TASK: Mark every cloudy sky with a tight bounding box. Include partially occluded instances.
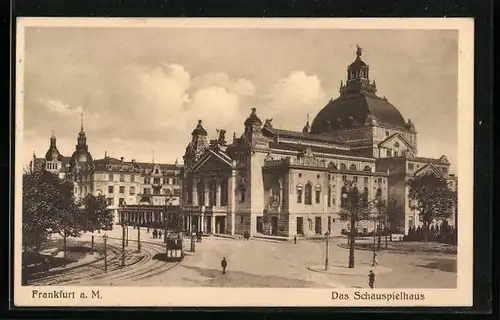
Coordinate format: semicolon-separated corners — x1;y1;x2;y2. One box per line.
20;25;458;171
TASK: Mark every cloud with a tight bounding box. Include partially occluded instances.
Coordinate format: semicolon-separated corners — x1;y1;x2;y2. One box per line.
260;71;328;130
43;99;83;116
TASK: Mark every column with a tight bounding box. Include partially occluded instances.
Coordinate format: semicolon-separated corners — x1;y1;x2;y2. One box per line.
204;178;209;207
201;214;205;234
230;171;236;235
216;181;221;207
192;178;198;206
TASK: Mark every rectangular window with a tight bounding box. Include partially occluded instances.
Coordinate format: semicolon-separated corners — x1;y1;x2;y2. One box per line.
119;186;125;194
315;190;321;204
107;198;114;206
342;175;347;182
153;188;160;195
145;177;150;184
364;177;368;184
154;178;161;185
108;186;114;194
130;175;135;182
408;163;414;170
353;176;358;183
120;174;125;182
297;190;303;203
143;188;151;195
130;186;135;195
108;174;113;181
174;189;181;196
386;149;392;157
332;197;336;205
84;186;88;194
119;198;125;206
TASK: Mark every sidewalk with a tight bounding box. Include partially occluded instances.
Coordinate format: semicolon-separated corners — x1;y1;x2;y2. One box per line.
81;226;181;246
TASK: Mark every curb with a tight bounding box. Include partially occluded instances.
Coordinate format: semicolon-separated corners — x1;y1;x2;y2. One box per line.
336;243;457;255
308;264;393;276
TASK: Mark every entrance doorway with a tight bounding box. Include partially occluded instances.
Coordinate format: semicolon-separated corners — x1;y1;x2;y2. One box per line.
296;217;304;235
315;217;322;235
256;217;264;234
205;216;212;234
271;217;278;236
215;216;225;234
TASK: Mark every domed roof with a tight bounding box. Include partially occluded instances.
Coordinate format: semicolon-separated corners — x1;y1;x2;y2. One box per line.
244;107;262;127
310;94;407;133
45;135;64;161
191;120;207;136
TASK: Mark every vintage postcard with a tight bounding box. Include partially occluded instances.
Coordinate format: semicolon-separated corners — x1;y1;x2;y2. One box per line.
14;18;474;307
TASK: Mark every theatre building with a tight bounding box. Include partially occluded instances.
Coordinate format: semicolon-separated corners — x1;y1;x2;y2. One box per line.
181;46;456;238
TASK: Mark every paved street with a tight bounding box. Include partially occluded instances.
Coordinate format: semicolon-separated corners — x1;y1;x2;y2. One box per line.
132;235;457;289
32;226;456;289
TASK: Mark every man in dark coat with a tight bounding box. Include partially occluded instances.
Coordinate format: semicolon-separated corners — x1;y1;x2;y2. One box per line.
368;270;375;289
221;257;228;274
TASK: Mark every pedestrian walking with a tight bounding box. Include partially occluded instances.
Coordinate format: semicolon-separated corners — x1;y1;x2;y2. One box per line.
43;257;50;274
221;257;228;274
158;230;163;239
372;251;379;266
368;270;375;289
153;229;157;239
294;235;297;244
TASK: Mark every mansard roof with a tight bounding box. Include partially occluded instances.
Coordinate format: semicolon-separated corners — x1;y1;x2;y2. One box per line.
262;126;346;145
268;142;364;158
93;157;182;174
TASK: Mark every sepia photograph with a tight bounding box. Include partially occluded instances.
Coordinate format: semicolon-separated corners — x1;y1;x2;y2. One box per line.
14;18;474;307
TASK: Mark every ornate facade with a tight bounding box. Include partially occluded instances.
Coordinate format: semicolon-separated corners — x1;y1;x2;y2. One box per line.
30;119;183;225
181;46;457;238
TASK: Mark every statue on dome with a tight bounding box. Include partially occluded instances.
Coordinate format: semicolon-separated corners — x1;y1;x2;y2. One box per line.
356;45;362;57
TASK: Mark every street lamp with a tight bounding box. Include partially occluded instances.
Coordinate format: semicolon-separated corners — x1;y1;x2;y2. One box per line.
341;180;358;269
324;230;330;271
137;222;141;253
120;202;126;267
103;233;108;272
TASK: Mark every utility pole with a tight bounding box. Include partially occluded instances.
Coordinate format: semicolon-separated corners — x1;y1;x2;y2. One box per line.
324;231;330;271
103;234;108;272
137;224;141;253
121;222;125;267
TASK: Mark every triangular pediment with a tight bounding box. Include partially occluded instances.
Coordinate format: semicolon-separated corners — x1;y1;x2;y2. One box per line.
414;163;443;178
378;133;416;152
191;149;234;172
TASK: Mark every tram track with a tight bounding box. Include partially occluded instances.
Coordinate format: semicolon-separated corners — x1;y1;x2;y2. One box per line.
29;237;183;286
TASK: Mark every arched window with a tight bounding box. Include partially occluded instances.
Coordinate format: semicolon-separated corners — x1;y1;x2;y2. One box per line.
340;163;347;170
349;164;357;171
187;180;193;204
341;186;348;207
304;183;312;205
363;187;369;207
208;180;217;206
327;186;332;207
220;179;228;206
315;185;321;204
363;165;372;172
328;162;337;169
376;188;382;198
197;180;205;206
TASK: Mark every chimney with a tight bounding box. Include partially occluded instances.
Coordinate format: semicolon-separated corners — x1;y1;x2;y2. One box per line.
121;157;124;163
105;151;108;158
131;159;136;163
